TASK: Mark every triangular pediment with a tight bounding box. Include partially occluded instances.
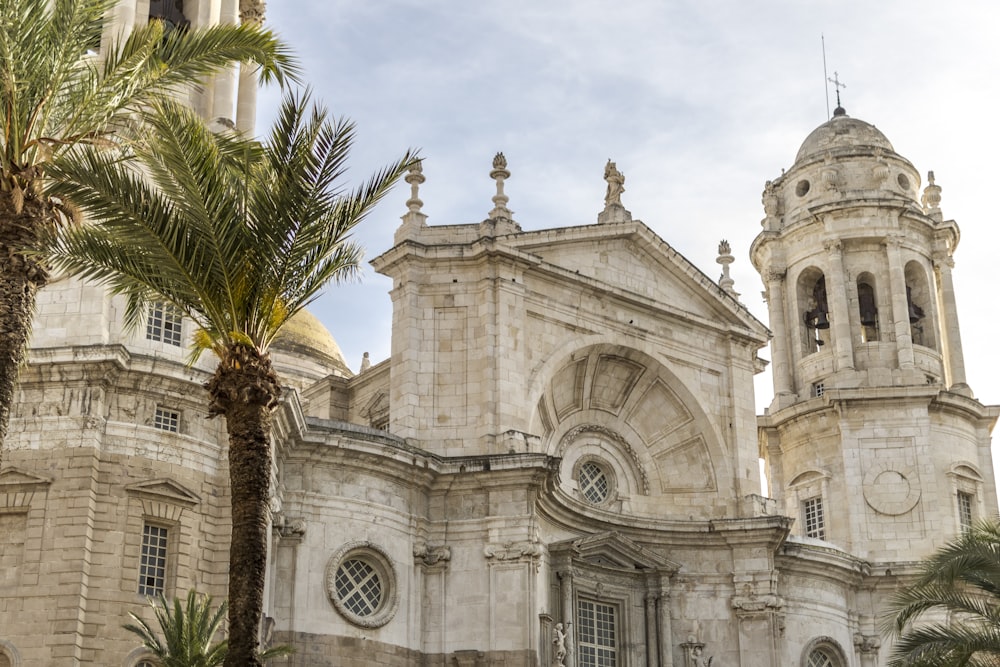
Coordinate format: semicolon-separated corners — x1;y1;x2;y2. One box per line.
0;467;53;488
125;478;200;506
550;531;680;573
512;221;767;338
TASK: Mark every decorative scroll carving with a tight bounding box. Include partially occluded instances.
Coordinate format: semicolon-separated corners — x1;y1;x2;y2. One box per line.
484;541;542;563
413;543;451;568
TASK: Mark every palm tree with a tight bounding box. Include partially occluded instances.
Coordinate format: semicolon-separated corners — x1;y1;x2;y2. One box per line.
0;0;296;458
43;92;412;667
125;590;292;667
881;519;1000;666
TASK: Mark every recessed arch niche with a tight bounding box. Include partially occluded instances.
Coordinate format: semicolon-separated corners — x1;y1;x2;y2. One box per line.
531;344;732;519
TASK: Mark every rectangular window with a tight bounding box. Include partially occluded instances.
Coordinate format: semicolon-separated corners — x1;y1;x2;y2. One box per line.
958;492;974;531
803;496;826;540
146;302;183;346
812;382;825;398
138;523;169;596
577;599;617;667
153;407;180;433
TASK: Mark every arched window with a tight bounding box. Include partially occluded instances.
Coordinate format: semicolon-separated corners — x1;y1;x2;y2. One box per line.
798;269;830;354
856;274;879;342
801;637;847;667
905;261;936;349
148;0;188;31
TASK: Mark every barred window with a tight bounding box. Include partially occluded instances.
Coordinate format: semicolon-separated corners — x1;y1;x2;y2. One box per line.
335;558;383;617
958;492;974;531
138;523;169;596
812;382;825;398
579;462;610;504
146;302;183;346
803;496;825;540
326;542;399;628
577;599;617;667
807;649;836;667
153;407;180;433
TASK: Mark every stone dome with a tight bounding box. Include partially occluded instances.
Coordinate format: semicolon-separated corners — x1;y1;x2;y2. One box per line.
795;108;894;163
272;308;352;377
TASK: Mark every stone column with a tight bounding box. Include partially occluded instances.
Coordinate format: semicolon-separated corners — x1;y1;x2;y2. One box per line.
558;570;575;667
884;238;915;369
236;0;265;134
657;588;673;667
210;0;240;126
824;241;855;371
934;253;969;390
645;595;659;667
763;268;793;399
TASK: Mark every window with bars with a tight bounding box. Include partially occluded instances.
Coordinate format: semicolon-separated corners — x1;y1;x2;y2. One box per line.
146;302;183;346
958;491;974;531
138;523;169;596
335;558;383;618
803;496;825;540
153;407;180;433
812;382;825;398
577;599;617;667
579;461;610;504
806;648;837;667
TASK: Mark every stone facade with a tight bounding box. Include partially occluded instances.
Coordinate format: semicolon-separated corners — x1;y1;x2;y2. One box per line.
1;8;997;667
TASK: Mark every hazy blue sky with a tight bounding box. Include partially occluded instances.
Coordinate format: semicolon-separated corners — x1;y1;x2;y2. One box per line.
257;1;1000;412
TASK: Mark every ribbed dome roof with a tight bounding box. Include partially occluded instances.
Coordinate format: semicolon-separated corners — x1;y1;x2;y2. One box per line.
272;308;349;372
795;109;894;163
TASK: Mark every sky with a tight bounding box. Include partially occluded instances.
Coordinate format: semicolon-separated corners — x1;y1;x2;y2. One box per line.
256;0;1000;415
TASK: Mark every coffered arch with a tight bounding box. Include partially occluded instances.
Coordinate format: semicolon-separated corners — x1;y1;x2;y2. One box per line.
531;343;735;519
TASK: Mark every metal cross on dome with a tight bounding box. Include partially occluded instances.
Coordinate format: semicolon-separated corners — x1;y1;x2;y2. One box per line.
828;71;846;108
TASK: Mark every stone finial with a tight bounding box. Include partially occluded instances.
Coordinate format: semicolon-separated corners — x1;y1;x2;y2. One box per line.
598;159;633;224
239;0;265;25
717;239;738;298
395;159;428;244
405;160;425;214
921;170;942;218
488;152;513;221
360;351;371;373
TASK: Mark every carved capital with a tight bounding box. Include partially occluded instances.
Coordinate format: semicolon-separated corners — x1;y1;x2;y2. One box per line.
239;0;266;24
414;543;452;568
274;514;305;539
854;633;881;654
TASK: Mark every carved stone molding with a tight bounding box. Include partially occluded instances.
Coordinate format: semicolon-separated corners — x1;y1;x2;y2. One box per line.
274;514;305;539
484;541;542;563
854;633;881;654
414;543;452;568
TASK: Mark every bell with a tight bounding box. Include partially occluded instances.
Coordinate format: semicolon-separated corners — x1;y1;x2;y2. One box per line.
908;302;924;324
860;309;878;327
813;310;830;330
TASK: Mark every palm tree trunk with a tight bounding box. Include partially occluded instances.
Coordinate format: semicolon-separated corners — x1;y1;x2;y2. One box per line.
0;194;51;458
207;344;281;667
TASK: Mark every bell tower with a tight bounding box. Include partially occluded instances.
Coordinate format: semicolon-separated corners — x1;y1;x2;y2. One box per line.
752;106;998;563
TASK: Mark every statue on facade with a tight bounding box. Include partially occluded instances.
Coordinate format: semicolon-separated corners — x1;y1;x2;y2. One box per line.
552;622;569;667
604;160;625;207
692;645;714;667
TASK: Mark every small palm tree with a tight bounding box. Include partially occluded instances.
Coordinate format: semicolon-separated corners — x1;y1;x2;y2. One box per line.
125;591;291;667
43;92;412;667
881;519;1000;666
0;0;296;458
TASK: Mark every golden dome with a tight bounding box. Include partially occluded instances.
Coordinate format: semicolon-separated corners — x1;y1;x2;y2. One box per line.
272;309;352;377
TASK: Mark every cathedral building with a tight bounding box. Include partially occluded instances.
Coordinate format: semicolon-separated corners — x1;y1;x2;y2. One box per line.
0;4;997;667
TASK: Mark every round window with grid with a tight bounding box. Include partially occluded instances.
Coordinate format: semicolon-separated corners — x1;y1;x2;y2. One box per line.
579;461;611;504
326;542;399;627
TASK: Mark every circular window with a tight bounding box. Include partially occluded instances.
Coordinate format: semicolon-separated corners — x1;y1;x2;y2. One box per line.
578;461;611;504
897;173;910;191
326;542;399;627
795;180;811;197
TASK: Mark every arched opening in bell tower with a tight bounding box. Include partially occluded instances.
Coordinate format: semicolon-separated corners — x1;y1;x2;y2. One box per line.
905;261;935;350
798;269;830;354
856;273;880;343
